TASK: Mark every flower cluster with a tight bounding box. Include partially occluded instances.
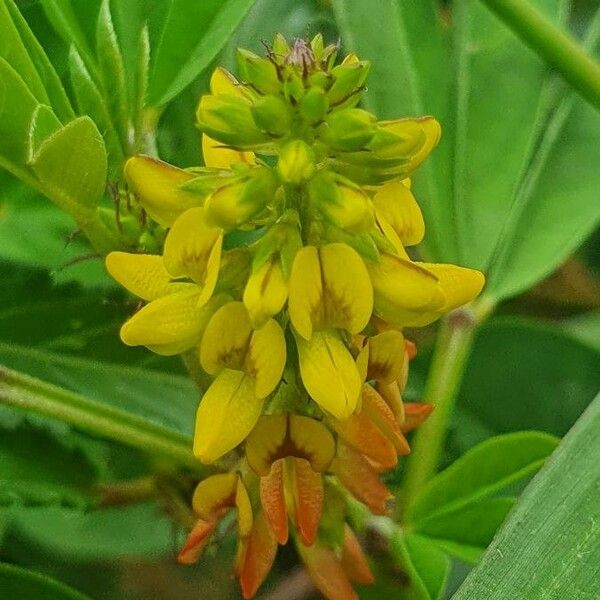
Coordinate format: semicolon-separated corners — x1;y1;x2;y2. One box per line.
106;35;484;599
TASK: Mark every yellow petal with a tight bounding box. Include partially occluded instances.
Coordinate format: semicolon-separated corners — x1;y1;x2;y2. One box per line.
246;319;286;398
192;472;237;519
200;301;252;374
202;133;255;169
124;155;201;227
105;252;184;301
417;263;485;312
288;246;322;340
210;66;248;99
120;288;222;355
194;369;264;463
296;330;362;419
369;254;443;327
373;180;425;246
163;207;223;298
319;243;373;334
235;477;254;538
288;244;373;340
375;211;410;259
246;415;335;476
243;259;288;328
367;330;405;384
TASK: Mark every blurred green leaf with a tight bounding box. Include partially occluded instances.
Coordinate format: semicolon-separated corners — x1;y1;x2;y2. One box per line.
406;431;558;525
0;562;91;600
0;420;100;509
561;311;600;352
414;497;515;565
0;341;195;436
2;0;73;121
148;0;256;106
449;317;600;453
453;392;600;600
29;116;107;209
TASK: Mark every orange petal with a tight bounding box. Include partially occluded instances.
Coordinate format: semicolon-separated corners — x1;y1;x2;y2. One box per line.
332;444;392;515
405;339;417;360
363;385;410;456
329;400;398;470
297;539;358;600
177;518;217;564
401;403;434;433
341;525;374;585
260;459;289;544
288;458;323;546
238;511;278;600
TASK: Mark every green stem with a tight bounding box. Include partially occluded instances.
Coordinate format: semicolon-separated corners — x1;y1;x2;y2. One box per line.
0;364;200;471
401;309;480;513
480;0;600;112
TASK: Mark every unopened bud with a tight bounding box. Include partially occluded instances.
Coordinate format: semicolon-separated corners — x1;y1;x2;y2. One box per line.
309;172;374;233
327;61;370;108
251;95;293;136
277;140;315;184
237;48;281;95
197;95;269;147
205;167;278;229
299;86;329;124
319;108;376;151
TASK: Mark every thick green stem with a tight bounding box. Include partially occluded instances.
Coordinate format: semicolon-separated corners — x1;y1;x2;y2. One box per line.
401;310;478;513
0;364;200;471
480;0;600;112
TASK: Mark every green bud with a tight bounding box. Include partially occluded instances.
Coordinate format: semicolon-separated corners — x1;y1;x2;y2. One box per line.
283;71;305;103
299;86;329;124
179;168;236;195
323;223;380;262
307;70;330;89
277;140;315;184
205;167;278;229
251;95;293;136
327;61;370;107
319;108;377;151
309;172;375;234
272;33;290;58
310;33;325;61
237;48;281;95
197;94;269;147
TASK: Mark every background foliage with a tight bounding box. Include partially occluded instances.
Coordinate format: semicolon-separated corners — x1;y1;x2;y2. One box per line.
0;0;598;598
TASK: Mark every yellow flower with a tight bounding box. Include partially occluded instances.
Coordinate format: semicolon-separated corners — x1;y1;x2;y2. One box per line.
194;302;286;463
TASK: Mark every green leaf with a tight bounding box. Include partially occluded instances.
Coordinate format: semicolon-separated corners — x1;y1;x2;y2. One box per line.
95;0;129;147
29;116;107;209
0;0;50;105
0;562;91;600
148;0;256;106
68;46;124;173
3;0;74;121
453;392;600;600
0;341;195;439
385;527;450;600
406;431;558;525
450;317;600;452
0;419;100;508
414;497;515;565
0;57;41;167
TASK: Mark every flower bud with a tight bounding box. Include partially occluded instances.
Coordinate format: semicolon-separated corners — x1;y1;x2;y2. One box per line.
327;61;370;107
237;48;281;95
309;172;374;234
272;33;290;57
196;95;269;147
251;95;293;136
283;71;305;103
319;108;377;151
299;86;329;124
277;140;315;184
205;167;278;229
